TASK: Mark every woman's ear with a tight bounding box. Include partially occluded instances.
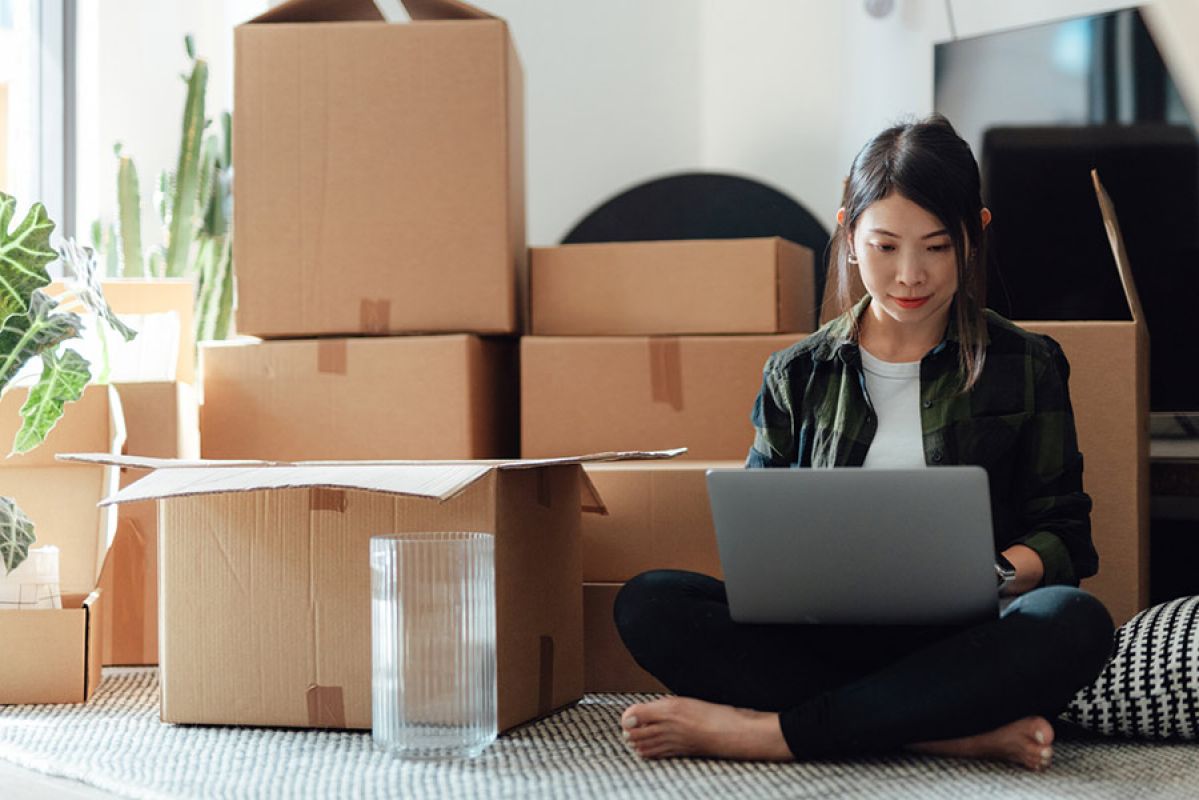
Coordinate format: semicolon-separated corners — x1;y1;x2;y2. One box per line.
981;207;992;230
836;207;847;227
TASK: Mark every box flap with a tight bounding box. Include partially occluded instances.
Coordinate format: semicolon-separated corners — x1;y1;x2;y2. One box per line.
58;449;684;507
1091;170;1145;325
249;0;492;24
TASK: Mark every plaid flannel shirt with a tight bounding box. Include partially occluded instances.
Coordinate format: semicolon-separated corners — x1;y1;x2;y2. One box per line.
747;296;1097;587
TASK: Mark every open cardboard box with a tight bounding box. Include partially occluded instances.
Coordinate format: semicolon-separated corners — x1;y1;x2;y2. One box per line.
61;448;682;731
0;385;125;704
530;238;815;336
819;173;1148;626
234;0;526;337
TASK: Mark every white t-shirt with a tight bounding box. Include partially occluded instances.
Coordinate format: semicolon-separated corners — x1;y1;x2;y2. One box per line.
860;346;926;469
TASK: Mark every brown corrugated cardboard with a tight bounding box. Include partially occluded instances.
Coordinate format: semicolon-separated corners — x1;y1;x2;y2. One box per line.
46;279;196;384
530;238;815;336
818;173;1148;626
234;0;525;337
584;583;667;694
522;335;801;460
63;449;680;730
200;335;517;461
0;385;123;704
582;461;741;582
97;381;200;665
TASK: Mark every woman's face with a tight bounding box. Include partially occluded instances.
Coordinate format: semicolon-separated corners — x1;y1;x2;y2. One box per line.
844;192;959;332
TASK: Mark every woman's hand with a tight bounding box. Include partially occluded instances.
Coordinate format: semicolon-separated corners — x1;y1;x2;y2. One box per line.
1000;544;1045;596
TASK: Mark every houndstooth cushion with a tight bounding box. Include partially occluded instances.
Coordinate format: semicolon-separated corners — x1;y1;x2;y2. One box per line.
1062;596;1199;738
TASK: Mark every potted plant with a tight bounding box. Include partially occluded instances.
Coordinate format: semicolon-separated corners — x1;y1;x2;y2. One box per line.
0;192;135;575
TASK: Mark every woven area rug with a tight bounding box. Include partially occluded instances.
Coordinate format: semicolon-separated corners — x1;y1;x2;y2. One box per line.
0;669;1196;799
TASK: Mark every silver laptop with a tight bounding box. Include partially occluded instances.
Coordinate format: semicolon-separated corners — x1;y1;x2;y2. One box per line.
706;467;999;625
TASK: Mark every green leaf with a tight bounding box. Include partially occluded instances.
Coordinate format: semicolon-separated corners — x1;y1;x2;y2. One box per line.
12;347;91;455
0;291;83;390
0;193;56;327
0;496;36;575
58;239;138;342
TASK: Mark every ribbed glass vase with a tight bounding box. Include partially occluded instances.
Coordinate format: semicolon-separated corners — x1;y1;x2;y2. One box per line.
370;532;497;759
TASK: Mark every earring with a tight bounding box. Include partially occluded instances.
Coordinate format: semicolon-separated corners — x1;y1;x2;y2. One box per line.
847;252;859;264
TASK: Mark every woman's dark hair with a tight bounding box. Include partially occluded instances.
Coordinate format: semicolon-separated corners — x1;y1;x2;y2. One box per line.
827;113;989;391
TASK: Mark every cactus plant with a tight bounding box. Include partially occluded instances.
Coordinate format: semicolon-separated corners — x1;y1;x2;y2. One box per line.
97;34;234;342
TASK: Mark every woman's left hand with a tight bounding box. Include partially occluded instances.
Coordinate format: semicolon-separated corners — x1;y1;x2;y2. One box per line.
1000;544;1045;596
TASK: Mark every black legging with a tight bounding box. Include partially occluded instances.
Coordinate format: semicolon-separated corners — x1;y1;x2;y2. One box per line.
614;570;1114;759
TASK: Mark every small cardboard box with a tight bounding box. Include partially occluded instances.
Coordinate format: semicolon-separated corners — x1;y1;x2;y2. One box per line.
584;583;667;694
521;335;800;459
819;174;1148;626
200;335;518;461
582;461;740;582
234;0;525;337
530;238;815;336
46;278;196;384
0;385;124;704
63;450;679;730
97;381;200;665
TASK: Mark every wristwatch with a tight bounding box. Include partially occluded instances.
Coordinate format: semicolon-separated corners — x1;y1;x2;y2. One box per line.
995;553;1017;591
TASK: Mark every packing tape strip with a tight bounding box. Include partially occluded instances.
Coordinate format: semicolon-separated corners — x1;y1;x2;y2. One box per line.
648;338;684;411
360;299;392;334
317;340;348;375
538;635;555;716
309;488;347;513
306;684;347;729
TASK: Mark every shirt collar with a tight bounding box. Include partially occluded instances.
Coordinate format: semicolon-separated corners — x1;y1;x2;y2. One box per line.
814;294;977;363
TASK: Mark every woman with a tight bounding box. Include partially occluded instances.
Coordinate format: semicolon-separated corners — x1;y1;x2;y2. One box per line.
613;114;1114;771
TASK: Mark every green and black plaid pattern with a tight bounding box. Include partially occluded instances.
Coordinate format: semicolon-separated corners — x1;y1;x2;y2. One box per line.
748;298;1096;587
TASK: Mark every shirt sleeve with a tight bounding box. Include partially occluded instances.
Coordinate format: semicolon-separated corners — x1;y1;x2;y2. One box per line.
1012;336;1097;586
746;355;796;468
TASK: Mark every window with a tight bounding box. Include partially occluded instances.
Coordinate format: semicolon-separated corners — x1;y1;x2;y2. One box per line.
0;0;72;239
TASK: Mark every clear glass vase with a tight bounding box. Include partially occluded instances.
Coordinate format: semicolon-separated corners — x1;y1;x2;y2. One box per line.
370;532;497;759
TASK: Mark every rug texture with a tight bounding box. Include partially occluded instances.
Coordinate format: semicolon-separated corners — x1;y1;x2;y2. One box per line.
0;669;1196;799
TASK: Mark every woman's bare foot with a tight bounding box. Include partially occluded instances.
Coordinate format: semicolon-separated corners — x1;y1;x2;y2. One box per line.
619;696;792;761
909;716;1056;772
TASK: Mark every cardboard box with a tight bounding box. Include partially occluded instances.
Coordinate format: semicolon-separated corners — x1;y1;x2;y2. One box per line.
200;334;518;461
522;335;800;459
582;461;740;582
96;381;200;665
46;279;196;384
819;174;1148;626
0;385;124;704
64;450;677;731
584;583;667;694
234;0;525;337
530;238;815;336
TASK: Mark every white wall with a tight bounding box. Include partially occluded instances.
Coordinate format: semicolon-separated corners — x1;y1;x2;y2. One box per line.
81;0;1196;251
77;0;265;247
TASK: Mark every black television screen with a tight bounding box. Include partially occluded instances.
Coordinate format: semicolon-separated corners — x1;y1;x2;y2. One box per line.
935;8;1199;412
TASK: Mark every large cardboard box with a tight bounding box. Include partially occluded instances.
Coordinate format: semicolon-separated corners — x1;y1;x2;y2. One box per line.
200;334;517;461
234;0;525;337
97;381;200;665
65;450;677;730
530;238;815;336
582;461;739;582
584;583;667;694
0;385;123;704
522;335;800;460
818;174;1148;626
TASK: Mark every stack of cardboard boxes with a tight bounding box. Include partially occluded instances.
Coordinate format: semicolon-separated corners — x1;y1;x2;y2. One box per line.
200;0;525;462
523;237;817;691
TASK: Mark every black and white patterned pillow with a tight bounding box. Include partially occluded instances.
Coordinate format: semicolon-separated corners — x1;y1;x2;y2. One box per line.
1062;596;1199;738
